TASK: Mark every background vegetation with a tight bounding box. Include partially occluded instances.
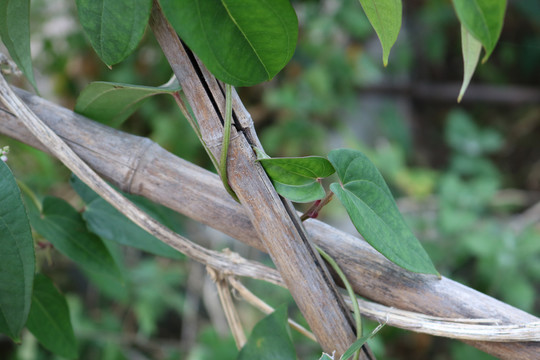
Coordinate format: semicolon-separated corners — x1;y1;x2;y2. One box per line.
1;0;539;359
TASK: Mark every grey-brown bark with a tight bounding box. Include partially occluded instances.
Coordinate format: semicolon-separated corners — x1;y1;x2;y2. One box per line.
1;86;539;359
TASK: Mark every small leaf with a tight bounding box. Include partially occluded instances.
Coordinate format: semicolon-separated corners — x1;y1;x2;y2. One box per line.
0;0;37;89
75;80;181;127
457;25;482;103
75;0;152;66
238;305;296;360
256;150;335;203
328;149;438;275
70;176;183;259
26;196;121;278
319;353;334;360
341;323;384;360
0;161;35;341
357;0;402;66
452;0;507;62
161;0;298;86
26;274;77;359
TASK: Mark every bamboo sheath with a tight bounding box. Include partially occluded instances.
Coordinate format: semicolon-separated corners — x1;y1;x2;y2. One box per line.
1;84;539;359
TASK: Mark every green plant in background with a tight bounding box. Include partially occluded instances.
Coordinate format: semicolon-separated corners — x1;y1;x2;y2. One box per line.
3;0;537;359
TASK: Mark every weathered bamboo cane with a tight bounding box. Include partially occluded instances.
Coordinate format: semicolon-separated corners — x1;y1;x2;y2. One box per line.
1;84;539;359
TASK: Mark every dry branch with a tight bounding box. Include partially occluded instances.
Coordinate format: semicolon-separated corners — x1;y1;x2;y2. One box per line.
148;2;363;357
2;85;539;359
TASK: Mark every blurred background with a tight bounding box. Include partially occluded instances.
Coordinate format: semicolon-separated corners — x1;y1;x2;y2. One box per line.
1;0;539;359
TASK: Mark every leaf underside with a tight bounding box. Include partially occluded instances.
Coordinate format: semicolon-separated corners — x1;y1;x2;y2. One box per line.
75;80;181;127
358;0;402;66
452;0;507;62
458;25;482;103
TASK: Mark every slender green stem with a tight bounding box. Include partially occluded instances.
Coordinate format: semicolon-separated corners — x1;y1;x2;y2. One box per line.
220;84;239;201
316;245;363;360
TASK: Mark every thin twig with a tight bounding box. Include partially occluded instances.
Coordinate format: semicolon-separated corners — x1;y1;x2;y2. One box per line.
228;277;317;342
207;267;246;349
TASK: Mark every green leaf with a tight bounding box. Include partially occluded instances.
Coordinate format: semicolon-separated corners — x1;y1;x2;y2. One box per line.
237;305;296;360
26;274;77;359
75;80;181;128
341;323;384;360
452;0;507;62
319;354;334;360
357;0;402;66
70;176;183;259
161;0;298;86
457;25;482;103
0;0;37;89
75;0;152;66
0;161;35;341
256;149;335;203
26;196;121;279
328;149;438;275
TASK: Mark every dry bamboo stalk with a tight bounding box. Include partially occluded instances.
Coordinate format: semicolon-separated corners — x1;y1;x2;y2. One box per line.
207;267;247;349
148;2;367;357
1;86;539;358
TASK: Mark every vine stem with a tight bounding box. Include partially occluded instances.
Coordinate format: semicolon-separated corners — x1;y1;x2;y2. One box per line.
219;83;238;201
316;245;363;360
300;190;334;221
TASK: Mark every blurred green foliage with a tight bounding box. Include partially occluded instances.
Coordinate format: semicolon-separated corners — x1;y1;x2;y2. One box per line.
1;0;539;359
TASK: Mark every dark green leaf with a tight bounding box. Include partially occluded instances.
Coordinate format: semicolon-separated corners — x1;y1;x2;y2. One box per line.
75;80;181;128
161;0;298;86
75;0;152;66
358;0;402;66
70;176;183;259
328;149;438;275
256;149;335;203
0;0;37;89
237;305;295;360
458;25;482;103
26;274;77;359
27;196;121;278
0;161;35;341
452;0;507;62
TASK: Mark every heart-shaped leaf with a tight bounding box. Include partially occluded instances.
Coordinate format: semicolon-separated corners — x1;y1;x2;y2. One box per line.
26;274;77;359
358;0;402;66
452;0;507;62
75;0;152;66
161;0;298;86
457;25;482;103
256;149;335;203
75;79;181;127
0;0;37;90
328;149;438;275
0;161;35;341
238;305;296;360
26;196;121;279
